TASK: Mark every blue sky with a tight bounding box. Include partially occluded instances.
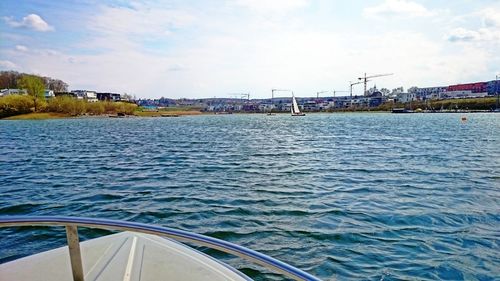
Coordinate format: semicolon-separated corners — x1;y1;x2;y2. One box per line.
1;0;499;98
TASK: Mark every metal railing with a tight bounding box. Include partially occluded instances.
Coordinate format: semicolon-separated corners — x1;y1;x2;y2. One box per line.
0;216;321;281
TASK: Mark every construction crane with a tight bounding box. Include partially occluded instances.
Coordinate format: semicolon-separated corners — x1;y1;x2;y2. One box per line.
349;81;364;108
350;81;364;99
316;91;329;99
358;73;393;96
270;89;292;114
228;92;250;101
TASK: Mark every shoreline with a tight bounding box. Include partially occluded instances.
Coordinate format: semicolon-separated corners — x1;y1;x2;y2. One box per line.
2;110;498;120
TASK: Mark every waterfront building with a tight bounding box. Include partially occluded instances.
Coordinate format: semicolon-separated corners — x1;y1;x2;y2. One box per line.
44;89;55;99
303;100;318;111
97;92;121;102
0;88;27;96
72;90;98;102
409;86;447;100
258;102;275;112
447;82;487;93
350;96;370;107
54;91;75;98
367;92;384;107
242;103;258;112
441;91;488;99
396;92;417;103
486;80;500;95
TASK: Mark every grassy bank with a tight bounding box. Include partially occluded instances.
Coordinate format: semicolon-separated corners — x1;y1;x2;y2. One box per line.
134;106;203;117
376;97;498;111
4;112;71;120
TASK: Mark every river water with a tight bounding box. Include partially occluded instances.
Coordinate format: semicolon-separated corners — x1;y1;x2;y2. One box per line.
0;113;499;280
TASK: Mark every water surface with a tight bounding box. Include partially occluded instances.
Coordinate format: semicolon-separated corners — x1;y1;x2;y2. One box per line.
1;113;499;280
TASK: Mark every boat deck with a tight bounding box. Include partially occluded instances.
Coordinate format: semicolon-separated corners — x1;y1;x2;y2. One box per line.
0;231;250;281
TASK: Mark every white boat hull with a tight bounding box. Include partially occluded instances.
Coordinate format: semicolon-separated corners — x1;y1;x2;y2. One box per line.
0;231;251;281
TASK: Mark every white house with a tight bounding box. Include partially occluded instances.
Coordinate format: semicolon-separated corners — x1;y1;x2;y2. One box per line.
44;89;55;99
86;91;98;102
0;89;27;96
71;90;98;102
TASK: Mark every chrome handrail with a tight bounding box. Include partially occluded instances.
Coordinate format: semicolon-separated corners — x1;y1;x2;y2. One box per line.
0;216;321;281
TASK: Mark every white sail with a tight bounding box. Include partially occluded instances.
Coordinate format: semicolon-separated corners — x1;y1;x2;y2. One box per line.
292;96;301;114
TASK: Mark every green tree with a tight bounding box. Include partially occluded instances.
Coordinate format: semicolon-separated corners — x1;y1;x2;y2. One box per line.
18;75;45;112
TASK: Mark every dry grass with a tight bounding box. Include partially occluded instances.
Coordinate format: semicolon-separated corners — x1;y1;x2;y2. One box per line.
3;112;70;120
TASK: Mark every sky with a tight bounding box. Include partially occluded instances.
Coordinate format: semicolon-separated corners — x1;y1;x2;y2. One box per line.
0;0;499;99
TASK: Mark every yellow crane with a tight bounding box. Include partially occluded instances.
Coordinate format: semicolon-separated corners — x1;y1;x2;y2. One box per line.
358;73;393;96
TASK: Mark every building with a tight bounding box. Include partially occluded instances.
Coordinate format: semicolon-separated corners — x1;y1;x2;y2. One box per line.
367;92;384;107
55;92;76;98
302;100;318;111
72;90;98;102
44;89;55;99
350;95;370;107
86;91;98;102
409;86;447;100
0;88;27;96
258;102;275;112
96;93;122;101
396;92;416;103
447;82;487;93
487;80;500;95
442;82;488;99
441;91;488;99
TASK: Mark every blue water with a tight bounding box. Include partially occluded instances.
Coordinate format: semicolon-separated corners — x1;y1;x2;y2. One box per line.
0;113;499;280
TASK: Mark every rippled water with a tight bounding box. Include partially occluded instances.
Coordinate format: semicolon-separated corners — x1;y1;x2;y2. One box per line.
1;113;499;280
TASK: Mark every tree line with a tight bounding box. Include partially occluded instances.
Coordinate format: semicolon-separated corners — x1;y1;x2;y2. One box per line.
0;70;68;92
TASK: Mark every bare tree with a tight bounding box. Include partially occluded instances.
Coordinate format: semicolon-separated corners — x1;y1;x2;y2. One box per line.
0;71;68;92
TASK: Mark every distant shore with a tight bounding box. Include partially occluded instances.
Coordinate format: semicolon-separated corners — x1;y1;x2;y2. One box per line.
4;110;500;120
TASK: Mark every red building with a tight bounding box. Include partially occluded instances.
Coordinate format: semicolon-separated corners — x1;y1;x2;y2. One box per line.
447;82;487;93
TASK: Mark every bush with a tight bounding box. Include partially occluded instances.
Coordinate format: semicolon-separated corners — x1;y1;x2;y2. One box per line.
116;102;137;115
1;95;138;118
86;102;105;115
0;94;34;118
102;101;137;115
46;96;86;116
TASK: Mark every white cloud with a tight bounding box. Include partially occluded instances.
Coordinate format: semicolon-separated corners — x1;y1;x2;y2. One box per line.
0;60;17;69
167;64;187;72
15;45;28;52
447;7;500;43
448;27;500;42
482;8;500;27
88;5;194;40
4;14;54;32
363;0;432;19
447;27;481;42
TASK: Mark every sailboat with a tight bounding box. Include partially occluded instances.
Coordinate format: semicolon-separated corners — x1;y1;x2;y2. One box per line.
291;94;305;116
